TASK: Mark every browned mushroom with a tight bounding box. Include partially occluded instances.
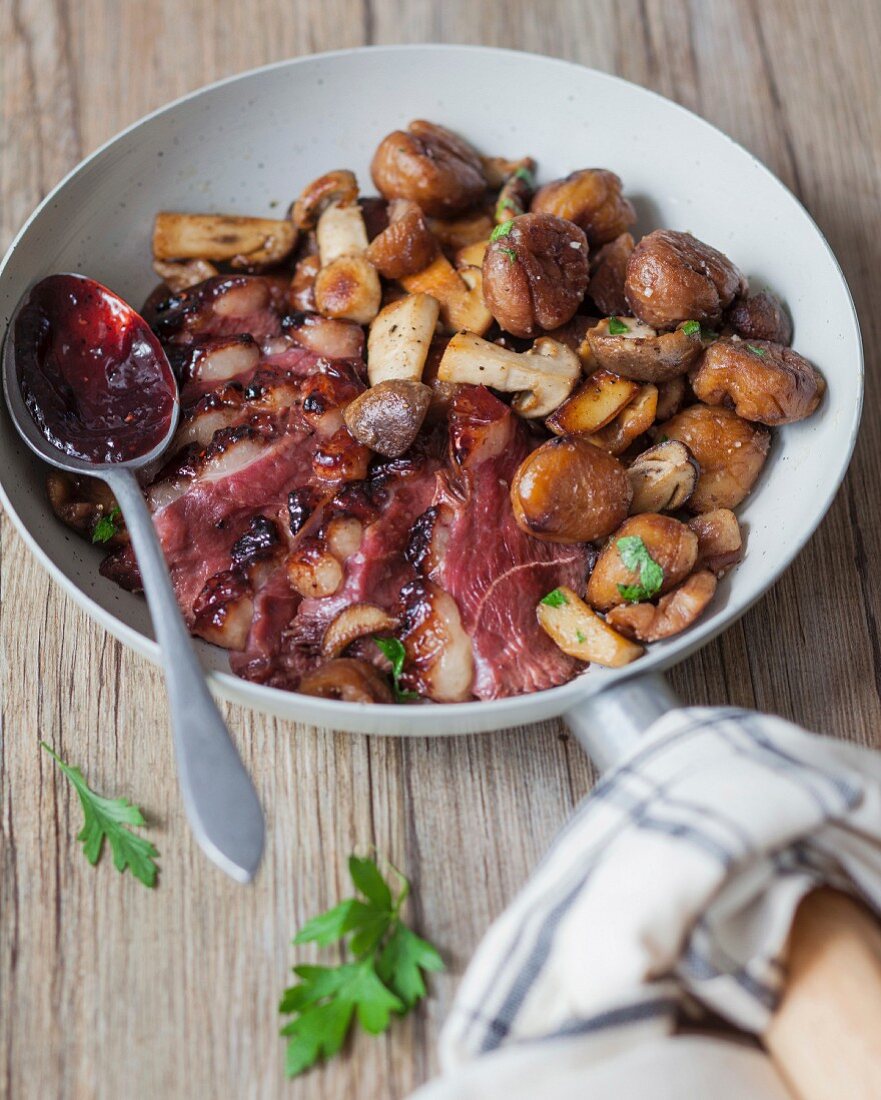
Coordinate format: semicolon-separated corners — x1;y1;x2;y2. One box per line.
606;570;717;641
153;258;219;293
546;370;638;436
427;212;495;251
655;376;689;421
625;229;747;330
531;169;635;246
343;380;433;457
370;120;487;217
288;254;320;312
536;586;644;667
688;509;744;574
587;317;704;382
46;471;126;544
292;169;360;230
586;513;699;611
587;232;635;316
727;290;792;345
481;213;589;337
586;384;658;455
298;658;394;703
627;440;699;513
511;435;632;543
321;604;400;658
658;404;770;512
152;212;297;270
691;338;825;425
366;199;439;279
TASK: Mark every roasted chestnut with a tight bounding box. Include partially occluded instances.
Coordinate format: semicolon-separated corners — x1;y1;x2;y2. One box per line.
531;169;635;246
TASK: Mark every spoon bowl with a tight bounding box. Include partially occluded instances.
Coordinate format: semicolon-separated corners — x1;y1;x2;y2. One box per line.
3;274;265;884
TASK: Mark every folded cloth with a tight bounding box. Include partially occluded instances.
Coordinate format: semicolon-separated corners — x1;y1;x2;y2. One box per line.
412;707;881;1099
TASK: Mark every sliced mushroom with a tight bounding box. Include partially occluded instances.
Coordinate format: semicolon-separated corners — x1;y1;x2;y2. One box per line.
511;435;632;543
399;253;492;335
293;169;359;231
546;370;638;436
313;199;381;324
288;254;320;312
606;570;717;642
586;317;704;382
153;258;219;293
493;157;536;223
586;513;698;611
536;586;644;667
531;169;635;246
321;604;400;658
455;238;491;269
481;213;589;338
691;338;825;425
343;380;432;457
367;294;440;386
659;404;770;512
437;331;581;419
366;199;438;279
627;440;699;513
586;384;658;455
152;212;297;268
298;658;394;703
688;509;744;575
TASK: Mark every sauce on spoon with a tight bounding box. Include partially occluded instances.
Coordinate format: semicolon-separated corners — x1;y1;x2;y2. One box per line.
14;273;176;463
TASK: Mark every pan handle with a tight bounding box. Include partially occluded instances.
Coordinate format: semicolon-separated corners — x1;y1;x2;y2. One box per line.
564;672;679;773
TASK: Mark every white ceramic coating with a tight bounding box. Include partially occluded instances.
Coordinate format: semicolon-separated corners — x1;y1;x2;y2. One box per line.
0;46;863;736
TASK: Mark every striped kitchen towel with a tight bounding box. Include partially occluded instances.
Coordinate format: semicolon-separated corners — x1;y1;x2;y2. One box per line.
412;708;881;1099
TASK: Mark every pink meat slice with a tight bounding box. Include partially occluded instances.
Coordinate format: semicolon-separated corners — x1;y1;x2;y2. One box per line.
428;387;587;699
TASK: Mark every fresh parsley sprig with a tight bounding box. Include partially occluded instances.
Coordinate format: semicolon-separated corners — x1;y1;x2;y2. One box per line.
616;535;664;603
40;742;159;887
607;316;630;335
92;505;121;544
280;856;443;1078
374;636;418;703
490;220;515;241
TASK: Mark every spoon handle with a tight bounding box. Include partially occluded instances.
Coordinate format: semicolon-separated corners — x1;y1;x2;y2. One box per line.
107;468;265;883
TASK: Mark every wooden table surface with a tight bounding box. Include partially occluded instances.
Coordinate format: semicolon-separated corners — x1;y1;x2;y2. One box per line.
2;1;880;1096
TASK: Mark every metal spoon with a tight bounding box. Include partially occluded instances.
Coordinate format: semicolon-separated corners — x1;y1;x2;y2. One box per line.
2;275;265;883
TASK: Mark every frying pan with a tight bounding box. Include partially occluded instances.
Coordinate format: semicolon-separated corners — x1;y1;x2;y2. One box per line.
0;46;863;741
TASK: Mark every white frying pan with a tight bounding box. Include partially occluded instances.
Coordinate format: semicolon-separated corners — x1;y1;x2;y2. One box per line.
0;47;863;741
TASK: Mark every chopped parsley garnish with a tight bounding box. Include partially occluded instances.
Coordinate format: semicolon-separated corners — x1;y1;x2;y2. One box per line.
747;344;767;358
92;506;121;544
501;247;518;263
541;588;569;608
681;320;701;337
513;165;535;186
280;856;443;1078
374;637;418;703
40;742;158;887
616;535;664;603
607;317;630;335
576;630;587;644
490;220;515;241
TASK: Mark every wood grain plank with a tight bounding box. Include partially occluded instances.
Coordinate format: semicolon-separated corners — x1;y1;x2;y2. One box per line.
2;1;880;1097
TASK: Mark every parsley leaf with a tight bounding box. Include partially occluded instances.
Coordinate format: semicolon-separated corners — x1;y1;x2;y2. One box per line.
576;630;587;644
373;636;418;703
91;506;121;544
681;320;701;337
40;742;158;887
607;317;630;335
541;588;569;608
490;220;515;241
501;247;518;263
280;857;443;1078
747;344;767;358
513;164;535;186
616;535;664;603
